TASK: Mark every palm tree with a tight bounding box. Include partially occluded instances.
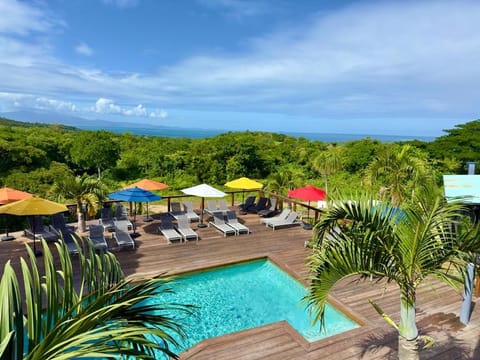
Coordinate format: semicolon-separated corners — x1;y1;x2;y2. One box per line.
313;145;343;195
267;168;300;209
50;173;106;232
0;239;192;359
364;144;432;206
305;195;479;360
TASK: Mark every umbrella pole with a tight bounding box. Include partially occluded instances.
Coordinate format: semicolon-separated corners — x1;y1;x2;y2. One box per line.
198;197;207;228
31;216;42;256
132;202;139;237
303;201;313;230
144;202;153;222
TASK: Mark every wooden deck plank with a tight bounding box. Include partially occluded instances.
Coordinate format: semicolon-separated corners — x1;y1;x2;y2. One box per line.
1;209;479;359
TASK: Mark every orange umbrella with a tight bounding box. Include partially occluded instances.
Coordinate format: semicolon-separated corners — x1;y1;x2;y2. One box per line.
124;179;169;191
123;179;168;222
0;187;33;205
0;187;33;241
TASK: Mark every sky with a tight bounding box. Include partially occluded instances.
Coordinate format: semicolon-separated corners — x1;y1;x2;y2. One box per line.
0;0;479;136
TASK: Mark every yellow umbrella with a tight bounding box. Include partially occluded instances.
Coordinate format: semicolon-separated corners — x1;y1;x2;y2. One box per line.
225;177;263;190
0;197;68;256
225;177;263;209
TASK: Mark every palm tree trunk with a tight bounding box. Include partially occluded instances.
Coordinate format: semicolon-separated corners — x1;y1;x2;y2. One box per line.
77;211;86;233
398;335;419;360
398;296;419;359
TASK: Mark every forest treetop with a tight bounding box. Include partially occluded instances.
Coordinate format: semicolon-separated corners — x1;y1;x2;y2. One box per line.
0;117;479;201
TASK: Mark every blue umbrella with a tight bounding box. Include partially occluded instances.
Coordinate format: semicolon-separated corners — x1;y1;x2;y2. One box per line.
108;187;161;236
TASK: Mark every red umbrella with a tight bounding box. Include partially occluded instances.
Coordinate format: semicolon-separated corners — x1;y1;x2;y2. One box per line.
288;185;326;202
288;185;326;228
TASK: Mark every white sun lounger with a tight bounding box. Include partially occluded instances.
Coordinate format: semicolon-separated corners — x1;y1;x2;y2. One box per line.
266;211;302;231
182;201;200;222
159;218;183;243
175;215;199;243
260;208;291;225
112;222;135;249
226;211;250;235
209;213;236;237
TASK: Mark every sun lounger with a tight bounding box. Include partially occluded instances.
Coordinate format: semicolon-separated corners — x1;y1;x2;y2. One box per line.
51;213;75;232
112;222;135;249
239;195;256;213
99;208;116;232
258;198;278;217
158;218;183;243
204;200;219;216
226;211;250;235
169;202;186;219
25;216;59;242
261;208;291;225
248;197;268;213
182;201;200;222
88;224;108;252
209;213;236;237
115;204;133;230
175;215;199;243
217;199;229;213
58;229;80;254
266;211;302;231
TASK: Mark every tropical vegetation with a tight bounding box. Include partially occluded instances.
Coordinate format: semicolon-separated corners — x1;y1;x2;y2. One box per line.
0;238;192;359
305;194;480;359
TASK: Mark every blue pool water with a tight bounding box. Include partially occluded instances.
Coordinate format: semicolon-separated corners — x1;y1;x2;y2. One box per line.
151;259;359;354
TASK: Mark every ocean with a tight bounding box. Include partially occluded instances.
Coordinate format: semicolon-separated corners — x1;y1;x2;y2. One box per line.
76;125;436;143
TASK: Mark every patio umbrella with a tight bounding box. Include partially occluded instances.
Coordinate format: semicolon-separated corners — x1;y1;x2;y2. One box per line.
181;183;227;228
124;179;169;222
0;187;33;240
108;187;161;237
225;177;263;205
0;197;68;256
288;185;326;229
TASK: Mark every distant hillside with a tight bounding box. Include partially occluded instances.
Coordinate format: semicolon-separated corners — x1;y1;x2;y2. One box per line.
0;116;77;131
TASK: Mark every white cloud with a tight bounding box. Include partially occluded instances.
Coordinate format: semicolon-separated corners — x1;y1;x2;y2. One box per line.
0;92;77;112
0;0;60;35
75;42;93;56
93;98;167;118
0;0;479;133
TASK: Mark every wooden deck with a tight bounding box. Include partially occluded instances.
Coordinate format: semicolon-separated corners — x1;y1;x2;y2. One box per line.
2;210;480;359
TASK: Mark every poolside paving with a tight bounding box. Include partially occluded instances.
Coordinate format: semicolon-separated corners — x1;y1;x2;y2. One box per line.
1;209;479;359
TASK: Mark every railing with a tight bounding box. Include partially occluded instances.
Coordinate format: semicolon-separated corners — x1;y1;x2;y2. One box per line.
72;189;326;224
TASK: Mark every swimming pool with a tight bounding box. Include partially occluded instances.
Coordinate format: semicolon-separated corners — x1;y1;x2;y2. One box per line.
151;259;359;354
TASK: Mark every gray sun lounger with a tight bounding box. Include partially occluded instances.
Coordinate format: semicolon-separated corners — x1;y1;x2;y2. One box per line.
175;215;199;243
88;224;108;252
209;213;236;237
115;204;133;230
182;201;200;222
260;208;291;225
226;211;250;235
266;211;302;231
25;216;59;242
112;222;135;249
99;208;116;232
159;218;183;243
169;202;186;219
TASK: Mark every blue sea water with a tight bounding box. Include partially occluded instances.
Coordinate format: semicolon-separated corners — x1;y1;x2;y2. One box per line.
150;259;358;356
77;124;435;143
